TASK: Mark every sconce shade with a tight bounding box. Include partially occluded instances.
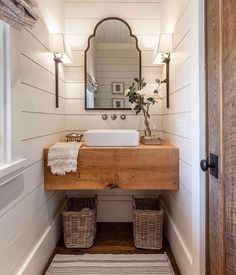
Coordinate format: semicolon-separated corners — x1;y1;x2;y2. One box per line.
49;33;73;64
153;33;173;64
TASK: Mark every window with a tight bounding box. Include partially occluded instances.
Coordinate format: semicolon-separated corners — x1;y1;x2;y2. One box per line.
0;20;11;164
0;21;25;185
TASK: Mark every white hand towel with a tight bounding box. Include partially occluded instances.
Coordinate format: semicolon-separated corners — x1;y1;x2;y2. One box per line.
47;142;83;176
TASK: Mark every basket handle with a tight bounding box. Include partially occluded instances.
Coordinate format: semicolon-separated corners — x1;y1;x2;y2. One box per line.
94;195;98;207
132;195;136;209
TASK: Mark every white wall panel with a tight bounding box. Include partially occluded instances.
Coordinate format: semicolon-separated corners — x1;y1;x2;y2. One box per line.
0;192;63;275
65;19;161;35
21;113;65;141
0;185;54;254
65;3;161;19
21;83;65;114
160;0;204;274
65;114;162;131
0;1;66;274
65;82;84;98
22;134;65;168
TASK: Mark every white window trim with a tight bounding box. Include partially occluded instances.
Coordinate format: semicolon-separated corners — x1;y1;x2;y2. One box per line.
0;22;25;186
0;159;26;187
0;21;11;163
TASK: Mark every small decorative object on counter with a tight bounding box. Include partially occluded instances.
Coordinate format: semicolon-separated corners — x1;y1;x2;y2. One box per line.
125;78;163;143
64;133;83;142
133;196;164;250
62;196;97;248
140;123;164;144
140;136;164;145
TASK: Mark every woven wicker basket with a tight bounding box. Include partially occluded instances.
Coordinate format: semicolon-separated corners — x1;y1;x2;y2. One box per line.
62;196;97;248
64;133;83;142
133;196;164;250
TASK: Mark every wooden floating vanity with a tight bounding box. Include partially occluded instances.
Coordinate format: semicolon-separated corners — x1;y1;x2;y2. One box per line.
44;143;179;190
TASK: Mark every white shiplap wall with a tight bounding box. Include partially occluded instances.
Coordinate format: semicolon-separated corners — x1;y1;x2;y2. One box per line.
64;0;162;222
160;1;205;275
0;2;65;274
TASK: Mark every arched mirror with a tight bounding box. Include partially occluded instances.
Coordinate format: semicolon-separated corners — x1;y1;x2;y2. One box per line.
85;17;141;110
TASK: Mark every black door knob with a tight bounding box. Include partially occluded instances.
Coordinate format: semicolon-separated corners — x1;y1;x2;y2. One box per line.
200;158;215;172
200;154;219;178
200;159;209;171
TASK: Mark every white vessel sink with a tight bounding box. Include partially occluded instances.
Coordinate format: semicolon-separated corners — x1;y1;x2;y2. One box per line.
84;129;139;147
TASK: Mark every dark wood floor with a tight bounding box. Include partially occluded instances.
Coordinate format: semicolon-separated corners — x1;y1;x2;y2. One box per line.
43;222;181;275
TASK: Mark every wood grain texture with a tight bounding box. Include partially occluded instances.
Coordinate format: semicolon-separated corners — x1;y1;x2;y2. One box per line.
222;0;236;273
44;144;179;190
206;0;225;274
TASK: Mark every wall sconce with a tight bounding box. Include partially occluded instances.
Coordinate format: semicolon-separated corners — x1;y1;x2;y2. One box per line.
50;33;73;108
153;33;173;108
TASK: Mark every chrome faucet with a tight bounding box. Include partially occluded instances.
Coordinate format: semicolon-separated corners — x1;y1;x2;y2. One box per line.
111;114;117;120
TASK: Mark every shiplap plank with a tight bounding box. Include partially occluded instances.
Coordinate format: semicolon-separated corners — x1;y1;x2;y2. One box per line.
159;86;191;114
142;51;155;66
170;57;191;94
65;19;161;35
13;210;62;275
21;29;54;75
173;2;191;49
172;30;191;65
163;132;192;165
21;113;65;141
21;83;65;114
98;200;132;222
25;19;49;50
179;159;192;193
163;190;192;254
65;2;161;19
65;114;162;131
0;193;63;275
66;82;85;98
65;50;85;67
0;184;54;254
162;113;191;139
66;34;90;50
160;0;195;272
22;133;65;168
21;55;66;98
65;66;84;82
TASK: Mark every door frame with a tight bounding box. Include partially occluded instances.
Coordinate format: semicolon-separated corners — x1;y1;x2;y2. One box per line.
191;0;206;274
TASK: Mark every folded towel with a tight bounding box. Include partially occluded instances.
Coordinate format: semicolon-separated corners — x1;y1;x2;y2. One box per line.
47;142;83;176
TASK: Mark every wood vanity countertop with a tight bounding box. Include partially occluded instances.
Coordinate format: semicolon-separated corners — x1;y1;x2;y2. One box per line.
44;143;179;190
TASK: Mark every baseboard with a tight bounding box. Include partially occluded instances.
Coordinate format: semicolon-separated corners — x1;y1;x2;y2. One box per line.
164;206;193;275
15;204;63;275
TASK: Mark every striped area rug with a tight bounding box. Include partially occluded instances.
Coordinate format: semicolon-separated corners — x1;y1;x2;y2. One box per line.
45;253;174;275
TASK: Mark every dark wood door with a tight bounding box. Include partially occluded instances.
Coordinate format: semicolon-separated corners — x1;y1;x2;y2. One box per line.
205;0;236;274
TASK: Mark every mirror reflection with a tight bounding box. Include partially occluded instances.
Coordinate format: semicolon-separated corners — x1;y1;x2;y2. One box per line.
85;18;141;110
